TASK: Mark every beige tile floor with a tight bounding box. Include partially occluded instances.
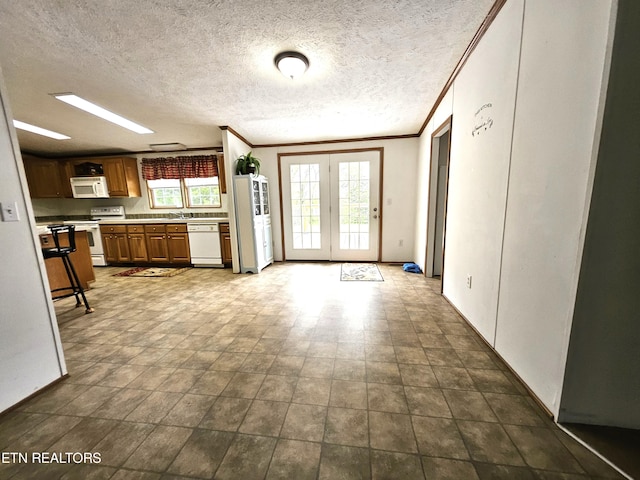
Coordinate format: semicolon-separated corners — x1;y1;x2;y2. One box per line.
0;262;626;479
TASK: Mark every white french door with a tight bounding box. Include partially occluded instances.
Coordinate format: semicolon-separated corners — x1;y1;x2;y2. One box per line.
281;150;381;261
281;155;331;260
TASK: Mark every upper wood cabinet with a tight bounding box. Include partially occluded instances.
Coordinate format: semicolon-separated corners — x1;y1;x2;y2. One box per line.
23;156;67;198
101;157;141;197
23;155;142;198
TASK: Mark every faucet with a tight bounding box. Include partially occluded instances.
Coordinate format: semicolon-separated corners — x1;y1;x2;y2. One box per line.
171;211;189;220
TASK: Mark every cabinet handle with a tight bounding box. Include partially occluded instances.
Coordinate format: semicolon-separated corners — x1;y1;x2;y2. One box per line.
168;235;171;239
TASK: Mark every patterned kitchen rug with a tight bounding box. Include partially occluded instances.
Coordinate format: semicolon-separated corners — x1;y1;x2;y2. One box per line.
340;263;384;282
113;267;191;277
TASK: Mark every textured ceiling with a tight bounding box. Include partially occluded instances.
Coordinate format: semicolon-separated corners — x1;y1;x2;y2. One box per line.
0;0;495;156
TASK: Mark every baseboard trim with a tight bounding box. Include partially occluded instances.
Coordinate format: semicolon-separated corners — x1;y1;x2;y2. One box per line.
441;292;554;419
0;374;69;418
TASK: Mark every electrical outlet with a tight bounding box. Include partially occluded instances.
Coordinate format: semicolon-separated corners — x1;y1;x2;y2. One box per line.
466;275;472;289
1;201;19;222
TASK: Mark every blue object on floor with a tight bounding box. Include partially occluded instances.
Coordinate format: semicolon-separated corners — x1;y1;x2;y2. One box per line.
403;262;422;274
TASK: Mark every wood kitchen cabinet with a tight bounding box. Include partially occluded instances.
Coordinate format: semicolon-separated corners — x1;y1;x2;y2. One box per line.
58;160;75;198
127;225;148;262
23;156;67;198
145;224;170;262
220;222;232;266
23;154;141;198
40;230;95;296
166;224;190;263
102;157;141;197
100;223;190;265
100;225;130;263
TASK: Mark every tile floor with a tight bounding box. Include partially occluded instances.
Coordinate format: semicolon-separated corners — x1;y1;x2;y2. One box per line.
0;262;626;479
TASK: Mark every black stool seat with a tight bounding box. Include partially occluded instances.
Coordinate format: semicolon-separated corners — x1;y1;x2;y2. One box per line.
43;224;94;314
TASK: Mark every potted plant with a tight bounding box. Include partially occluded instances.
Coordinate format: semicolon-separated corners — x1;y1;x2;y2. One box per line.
235;151;261;176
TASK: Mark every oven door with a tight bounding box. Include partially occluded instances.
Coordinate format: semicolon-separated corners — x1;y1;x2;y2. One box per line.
65;222;106;266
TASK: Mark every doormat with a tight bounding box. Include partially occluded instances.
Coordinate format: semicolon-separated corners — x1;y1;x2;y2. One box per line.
113;267;191;277
341;263;384;282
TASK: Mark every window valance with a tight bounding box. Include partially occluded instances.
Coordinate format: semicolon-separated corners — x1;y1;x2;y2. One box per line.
141;155;219;180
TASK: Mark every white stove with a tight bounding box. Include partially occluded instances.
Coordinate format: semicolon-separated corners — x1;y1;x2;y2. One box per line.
64;206;125;266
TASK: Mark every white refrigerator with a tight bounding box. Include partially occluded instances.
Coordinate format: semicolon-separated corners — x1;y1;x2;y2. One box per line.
233;174;273;273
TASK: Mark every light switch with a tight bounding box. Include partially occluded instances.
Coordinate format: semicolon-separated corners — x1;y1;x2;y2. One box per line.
1;201;20;222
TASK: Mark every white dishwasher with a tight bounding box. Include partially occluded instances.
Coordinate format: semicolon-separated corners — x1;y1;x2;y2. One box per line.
187;223;223;267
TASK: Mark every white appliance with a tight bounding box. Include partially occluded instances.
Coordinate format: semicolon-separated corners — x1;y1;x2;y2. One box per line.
70;176;110;198
64;206;126;266
233;174;273;273
187;223;223;267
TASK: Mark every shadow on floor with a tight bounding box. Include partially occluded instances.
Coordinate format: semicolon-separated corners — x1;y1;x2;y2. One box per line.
562;423;640;479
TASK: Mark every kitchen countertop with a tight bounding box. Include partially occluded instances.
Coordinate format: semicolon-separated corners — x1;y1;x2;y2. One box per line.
36;224;89;235
98;217;229;225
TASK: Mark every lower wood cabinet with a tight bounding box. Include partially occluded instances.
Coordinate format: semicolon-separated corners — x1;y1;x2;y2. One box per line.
145;224;170;262
41;231;95;296
100;223;190;265
127;225;148;262
166;224;190;263
220;223;232;266
101;225;130;263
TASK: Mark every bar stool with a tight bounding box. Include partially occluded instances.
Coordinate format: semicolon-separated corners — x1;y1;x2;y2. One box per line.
42;224;94;314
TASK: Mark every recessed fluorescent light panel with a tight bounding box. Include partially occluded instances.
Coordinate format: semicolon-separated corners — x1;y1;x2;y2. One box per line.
150;143;187;151
53;94;154;134
13;120;70;140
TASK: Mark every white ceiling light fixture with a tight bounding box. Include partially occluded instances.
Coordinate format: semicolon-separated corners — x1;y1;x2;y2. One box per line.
53;93;154;134
275;51;309;80
13;120;70;140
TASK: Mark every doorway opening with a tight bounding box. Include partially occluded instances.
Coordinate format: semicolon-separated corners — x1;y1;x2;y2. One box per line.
425;117;452;291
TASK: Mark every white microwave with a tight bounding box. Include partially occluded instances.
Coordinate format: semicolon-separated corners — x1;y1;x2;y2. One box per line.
70;176;110;198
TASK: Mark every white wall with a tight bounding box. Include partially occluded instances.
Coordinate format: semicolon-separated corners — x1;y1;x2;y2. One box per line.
253;138;419;263
0;66;66;412
415;0;615;417
443;0;523;344
221;129;252;273
495;0;615;417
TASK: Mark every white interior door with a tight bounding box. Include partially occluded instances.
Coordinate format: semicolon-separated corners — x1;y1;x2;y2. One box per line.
281;150;381;262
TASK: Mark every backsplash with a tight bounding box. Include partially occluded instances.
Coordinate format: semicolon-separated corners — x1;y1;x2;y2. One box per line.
35;211;228;224
125;212;228;219
31;196;229;224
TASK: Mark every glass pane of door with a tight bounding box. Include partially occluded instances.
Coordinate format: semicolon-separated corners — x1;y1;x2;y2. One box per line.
338;161;371;250
290;163;322;249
